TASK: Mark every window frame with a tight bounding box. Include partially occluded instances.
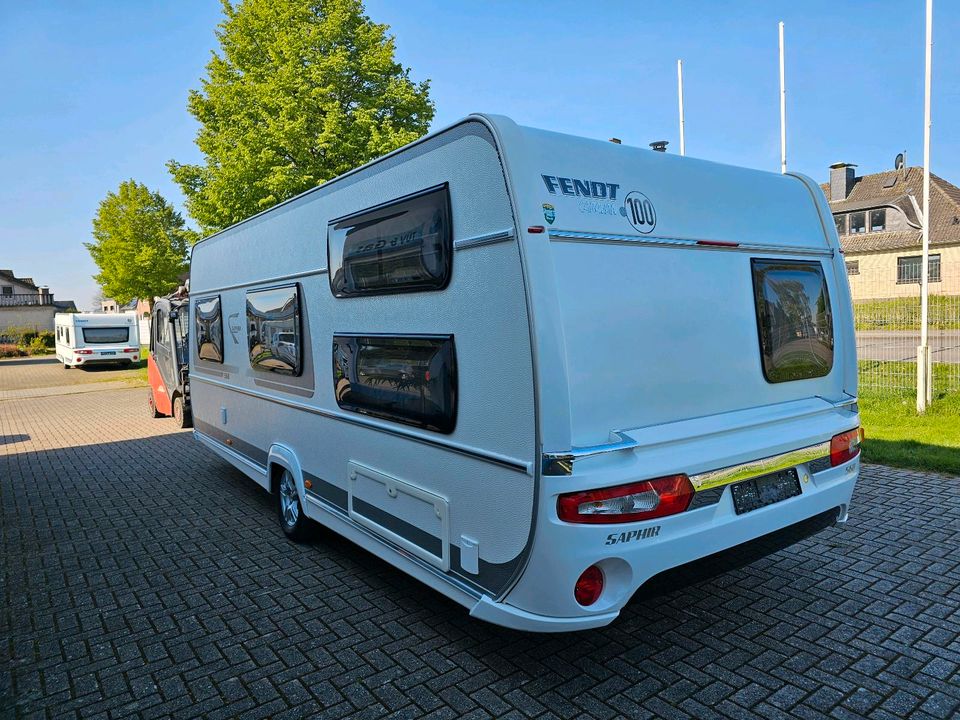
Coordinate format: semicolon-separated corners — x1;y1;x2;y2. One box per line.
332;334;458;434
81;326;130;344
870;208;886;232
751;259;835;384
897;254;941;284
845;259;859;276
195;295;224;364
327;183;453;298
245;283;303;377
833;214;847;236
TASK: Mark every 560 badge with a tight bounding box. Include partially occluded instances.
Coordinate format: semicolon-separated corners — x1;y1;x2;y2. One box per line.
621;190;657;233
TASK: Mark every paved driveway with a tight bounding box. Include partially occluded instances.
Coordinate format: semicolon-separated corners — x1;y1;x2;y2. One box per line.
1;373;959;719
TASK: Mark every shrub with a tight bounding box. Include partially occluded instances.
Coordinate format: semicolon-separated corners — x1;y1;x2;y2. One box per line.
25;336;53;355
0;343;26;358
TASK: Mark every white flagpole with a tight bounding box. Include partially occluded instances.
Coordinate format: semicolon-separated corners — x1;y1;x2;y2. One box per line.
779;22;787;174
918;0;933;411
677;59;686;156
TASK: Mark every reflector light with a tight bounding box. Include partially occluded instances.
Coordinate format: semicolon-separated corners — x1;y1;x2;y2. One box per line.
696;239;739;247
527;225;545;234
830;428;861;466
574;565;604;606
557;475;694;524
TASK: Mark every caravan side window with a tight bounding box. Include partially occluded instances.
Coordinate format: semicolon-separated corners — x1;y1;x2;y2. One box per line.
332;335;457;433
195;296;224;363
751;259;834;383
246;285;302;376
328;185;452;297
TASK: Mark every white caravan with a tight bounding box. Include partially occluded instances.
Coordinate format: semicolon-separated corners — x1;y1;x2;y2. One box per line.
188;114;861;632
55;312;141;369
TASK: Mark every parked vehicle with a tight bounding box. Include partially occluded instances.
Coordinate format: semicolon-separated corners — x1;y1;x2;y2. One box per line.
55;312;140;369
147;290;192;428
188;114;861;632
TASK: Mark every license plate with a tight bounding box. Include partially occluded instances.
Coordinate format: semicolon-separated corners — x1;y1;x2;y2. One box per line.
100;351;116;355
730;468;801;515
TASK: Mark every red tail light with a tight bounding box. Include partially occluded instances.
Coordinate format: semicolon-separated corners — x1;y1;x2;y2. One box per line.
830;427;862;466
75;350;93;355
558;474;694;524
122;348;138;353
574;565;604;606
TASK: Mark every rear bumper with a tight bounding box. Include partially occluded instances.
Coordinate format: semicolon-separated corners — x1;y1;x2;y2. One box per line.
483;458;858;632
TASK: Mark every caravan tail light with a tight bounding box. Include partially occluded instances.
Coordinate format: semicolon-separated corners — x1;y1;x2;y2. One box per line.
557;475;694;524
574;565;604;606
75;350;93;355
122;348;138;353
830;427;862;466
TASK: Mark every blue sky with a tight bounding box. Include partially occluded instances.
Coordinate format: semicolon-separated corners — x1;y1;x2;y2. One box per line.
1;1;957;309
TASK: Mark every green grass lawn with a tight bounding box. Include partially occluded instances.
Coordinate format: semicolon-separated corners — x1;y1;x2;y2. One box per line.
855;295;960;331
859;386;960;475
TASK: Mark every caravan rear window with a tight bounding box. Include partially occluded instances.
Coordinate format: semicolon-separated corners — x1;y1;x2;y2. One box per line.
332;335;457;433
751;260;834;383
195;296;224;363
82;327;129;344
328;185;452;297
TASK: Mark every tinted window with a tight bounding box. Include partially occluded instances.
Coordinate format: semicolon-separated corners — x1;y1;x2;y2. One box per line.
752;260;834;383
82;327;129;344
246;285;301;375
195;295;224;363
849;212;866;234
333;335;457;433
833;214;846;236
870;209;886;232
328;185;452;297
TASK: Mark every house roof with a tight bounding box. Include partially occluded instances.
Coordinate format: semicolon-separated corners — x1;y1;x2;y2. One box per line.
53;300;78;312
0;269;39;290
821;167;960;255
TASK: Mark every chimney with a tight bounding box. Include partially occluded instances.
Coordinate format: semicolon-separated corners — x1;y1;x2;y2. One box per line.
829;162;857;201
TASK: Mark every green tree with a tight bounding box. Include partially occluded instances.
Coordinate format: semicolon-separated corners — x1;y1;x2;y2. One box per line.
168;0;435;233
85;180;195;305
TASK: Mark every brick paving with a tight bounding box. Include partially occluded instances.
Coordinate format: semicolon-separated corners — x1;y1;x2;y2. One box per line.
0;357;146;393
1;376;959;719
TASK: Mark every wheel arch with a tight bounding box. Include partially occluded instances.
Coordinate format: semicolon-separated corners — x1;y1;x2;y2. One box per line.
267;444;304;497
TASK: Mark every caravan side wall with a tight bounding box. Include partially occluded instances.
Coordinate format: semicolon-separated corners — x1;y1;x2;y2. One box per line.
189;121;538;600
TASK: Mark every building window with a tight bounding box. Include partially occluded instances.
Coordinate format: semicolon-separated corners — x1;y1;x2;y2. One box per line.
897;254;941;284
845;260;859;276
1;286;12;296
328;184;452;298
751;259;834;383
195;296;224;363
870;209;886;232
833;214;846;236
849;212;866;234
333;335;457;433
246;285;302;376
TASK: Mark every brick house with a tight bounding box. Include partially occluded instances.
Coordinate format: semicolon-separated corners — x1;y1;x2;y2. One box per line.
822;163;960;300
0;269;77;335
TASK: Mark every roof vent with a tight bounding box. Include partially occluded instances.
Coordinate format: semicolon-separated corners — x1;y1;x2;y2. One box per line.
608;137;622;145
649;140;669;153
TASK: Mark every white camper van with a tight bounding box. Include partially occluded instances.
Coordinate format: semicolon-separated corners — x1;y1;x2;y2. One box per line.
188;115;861;632
55;312;140;369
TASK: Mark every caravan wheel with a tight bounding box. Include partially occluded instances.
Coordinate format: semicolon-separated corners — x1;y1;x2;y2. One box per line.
278;469;312;542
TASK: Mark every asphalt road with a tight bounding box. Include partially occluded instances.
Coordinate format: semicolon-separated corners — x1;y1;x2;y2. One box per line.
857;330;960;363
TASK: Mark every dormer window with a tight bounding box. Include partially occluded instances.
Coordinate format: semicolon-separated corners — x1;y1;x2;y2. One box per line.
870;209;886;232
833;214;846;236
849;212;866;234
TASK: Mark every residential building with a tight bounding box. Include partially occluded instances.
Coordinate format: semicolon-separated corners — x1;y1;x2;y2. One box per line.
822;162;960;300
0;269;76;336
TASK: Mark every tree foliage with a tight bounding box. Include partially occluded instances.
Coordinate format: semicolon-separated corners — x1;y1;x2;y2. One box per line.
85;180;195;305
168;0;435;233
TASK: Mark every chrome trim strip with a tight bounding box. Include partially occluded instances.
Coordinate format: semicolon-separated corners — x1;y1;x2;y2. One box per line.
454;227;515;251
542;432;638;476
548;229;835;257
688;441;832;491
191;374;531;474
191;267;328;295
